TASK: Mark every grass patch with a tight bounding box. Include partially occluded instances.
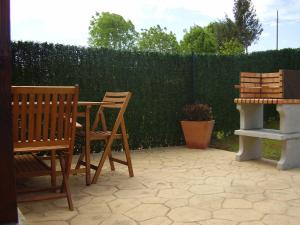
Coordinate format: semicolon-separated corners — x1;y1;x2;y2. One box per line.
211;119;281;160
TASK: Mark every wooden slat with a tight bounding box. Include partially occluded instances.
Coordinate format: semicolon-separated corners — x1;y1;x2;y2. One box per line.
43;94;50;141
20;94;27;141
35;94;43;140
102;103;123;108
63;94;72;140
78;101;104;106
76;161;98;171
261;93;283;98
12;86;77;94
240;83;261;87
234;98;300;104
57;94;65;139
14;155;49;174
261;84;281;88
111;157;128;165
28;94;35;142
261;72;281;78
240;77;261;83
50;94;58;140
261;87;283;93
14;139;69;148
105;92;129;97
240;72;261;78
240;87;262;93
240;86;262;89
103;97;127;103
14;144;69;153
12;94;19;142
261;77;282;83
240;93;261;98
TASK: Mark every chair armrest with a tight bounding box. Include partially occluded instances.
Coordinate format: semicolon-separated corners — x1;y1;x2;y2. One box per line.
78;101;104;107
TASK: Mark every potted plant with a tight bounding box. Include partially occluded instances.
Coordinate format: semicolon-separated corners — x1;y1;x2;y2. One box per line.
181;104;214;149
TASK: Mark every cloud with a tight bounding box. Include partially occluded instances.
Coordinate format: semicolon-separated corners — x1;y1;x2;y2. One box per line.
261;32;271;38
11;0;300;47
98;0;233;18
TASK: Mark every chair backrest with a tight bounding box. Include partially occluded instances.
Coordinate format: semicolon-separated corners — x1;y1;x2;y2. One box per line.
92;92;131;133
11;86;79;152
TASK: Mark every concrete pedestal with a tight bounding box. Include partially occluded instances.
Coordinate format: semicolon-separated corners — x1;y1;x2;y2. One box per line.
235;104;300;170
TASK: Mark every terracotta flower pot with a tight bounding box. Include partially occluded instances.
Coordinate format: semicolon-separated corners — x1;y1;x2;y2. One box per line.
181;120;215;149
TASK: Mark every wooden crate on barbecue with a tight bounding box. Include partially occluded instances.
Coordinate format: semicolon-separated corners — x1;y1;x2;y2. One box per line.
235;70;300;99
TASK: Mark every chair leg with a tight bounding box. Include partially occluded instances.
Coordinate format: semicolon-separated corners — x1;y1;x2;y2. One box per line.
107;140;115;171
121;121;134;177
92;145;111;184
84;145;91;186
74;149;85;172
59;154;74;211
123;138;134;177
74;145;91;185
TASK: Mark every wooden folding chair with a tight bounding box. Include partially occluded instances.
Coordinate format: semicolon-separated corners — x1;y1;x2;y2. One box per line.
12;86;79;210
75;92;133;185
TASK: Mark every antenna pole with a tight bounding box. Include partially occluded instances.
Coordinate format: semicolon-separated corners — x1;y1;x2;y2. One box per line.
276;10;279;50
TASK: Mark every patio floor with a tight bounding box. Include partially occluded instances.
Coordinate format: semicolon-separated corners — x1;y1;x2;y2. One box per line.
19;147;300;225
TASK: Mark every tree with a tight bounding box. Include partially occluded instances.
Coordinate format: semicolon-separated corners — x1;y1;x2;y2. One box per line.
219;39;245;55
138;25;179;54
88;12;138;50
180;25;217;54
206;17;245;54
206;16;238;49
233;0;263;52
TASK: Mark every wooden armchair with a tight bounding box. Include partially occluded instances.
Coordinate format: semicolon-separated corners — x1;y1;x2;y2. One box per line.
75;92;133;185
12;86;79;210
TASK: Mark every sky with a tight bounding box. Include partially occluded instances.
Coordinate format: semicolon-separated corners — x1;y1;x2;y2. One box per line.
11;0;300;52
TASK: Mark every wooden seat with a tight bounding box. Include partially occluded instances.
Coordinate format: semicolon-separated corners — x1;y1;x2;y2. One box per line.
15;154;50;178
12;86;79;210
75;92;133;185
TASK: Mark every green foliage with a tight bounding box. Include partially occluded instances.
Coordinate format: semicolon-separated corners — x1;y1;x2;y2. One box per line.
11;41;300;150
233;0;263;51
138;25;179;54
180;25;218;54
206;17;239;50
88;12;138;50
219;39;245;55
182;104;213;121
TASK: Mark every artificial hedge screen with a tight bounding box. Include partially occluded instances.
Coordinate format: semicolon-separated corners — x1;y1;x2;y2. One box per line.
12;41;300;150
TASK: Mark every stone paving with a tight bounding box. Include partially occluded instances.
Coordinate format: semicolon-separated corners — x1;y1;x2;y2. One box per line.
19;147;300;225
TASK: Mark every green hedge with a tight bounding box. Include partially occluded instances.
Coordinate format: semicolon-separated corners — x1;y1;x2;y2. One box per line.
12;42;193;150
11;41;300;150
